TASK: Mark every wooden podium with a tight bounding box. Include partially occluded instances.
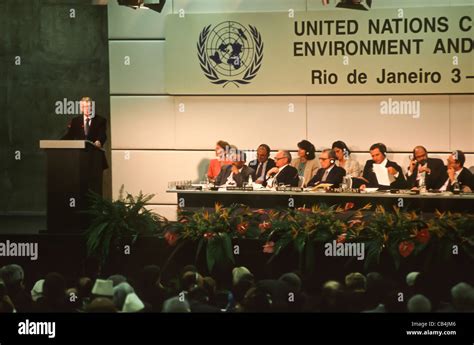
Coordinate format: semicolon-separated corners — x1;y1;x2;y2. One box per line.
39;140;105;233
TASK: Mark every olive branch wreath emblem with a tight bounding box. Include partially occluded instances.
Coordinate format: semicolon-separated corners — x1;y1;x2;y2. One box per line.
197;24;264;87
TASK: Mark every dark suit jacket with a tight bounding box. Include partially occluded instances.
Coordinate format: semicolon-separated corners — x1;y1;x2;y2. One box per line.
214;164;254;187
307;166;346;188
446;167;474;191
271;165;299;187
62;115;108;169
62;115;107;146
406;158;447;190
248;158;276;181
362;159;407;190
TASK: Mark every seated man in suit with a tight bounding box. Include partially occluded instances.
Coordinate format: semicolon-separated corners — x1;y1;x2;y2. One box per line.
406;145;447;190
307;149;346;188
214;150;254;187
62;96;107;148
359;143;407;190
439;150;473;192
248;144;276;184
265;150;299;187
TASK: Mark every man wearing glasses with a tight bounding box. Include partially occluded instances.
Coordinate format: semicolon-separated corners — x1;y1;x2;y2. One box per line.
307;149;346;187
406;146;446;190
265;150;299;187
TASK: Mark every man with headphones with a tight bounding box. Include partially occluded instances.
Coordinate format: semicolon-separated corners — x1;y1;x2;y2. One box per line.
360;143;407;190
307;149;346;188
439;150;473;192
406;145;447;190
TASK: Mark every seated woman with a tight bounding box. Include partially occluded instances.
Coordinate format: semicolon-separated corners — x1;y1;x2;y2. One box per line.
207;140;232;183
291;140;319;187
331;140;361;177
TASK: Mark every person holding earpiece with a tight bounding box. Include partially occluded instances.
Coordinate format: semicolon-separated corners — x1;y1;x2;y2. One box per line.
307;149;346;187
291;140;319;187
406;145;446;190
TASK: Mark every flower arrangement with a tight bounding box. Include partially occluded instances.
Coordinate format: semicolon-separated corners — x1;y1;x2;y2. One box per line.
163;203;260;272
161;203;474;273
84;188;474;274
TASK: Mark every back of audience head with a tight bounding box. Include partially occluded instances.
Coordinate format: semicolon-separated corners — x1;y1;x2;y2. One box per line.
43;272;66;302
451;282;474;312
113;282;135;310
232;266;253;286
407;294;432;312
242;286;273;312
320;280;344;312
162;296;191;313
345;272;367;292
0;264;25;293
86;297;117;313
181;271;203;292
279;272;302;293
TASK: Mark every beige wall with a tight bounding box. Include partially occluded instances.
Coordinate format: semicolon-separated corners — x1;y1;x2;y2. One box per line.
108;0;474;221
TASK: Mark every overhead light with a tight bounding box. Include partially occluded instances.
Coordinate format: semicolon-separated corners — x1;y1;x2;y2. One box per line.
117;0;166;12
335;0;373;11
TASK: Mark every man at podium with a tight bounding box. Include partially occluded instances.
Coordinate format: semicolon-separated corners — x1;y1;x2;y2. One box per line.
62;96;107;148
62;96;108;169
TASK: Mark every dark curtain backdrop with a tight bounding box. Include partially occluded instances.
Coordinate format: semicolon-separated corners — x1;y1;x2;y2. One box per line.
0;0;110;215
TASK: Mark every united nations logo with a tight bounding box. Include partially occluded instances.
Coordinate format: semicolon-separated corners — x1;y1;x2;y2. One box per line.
197;21;264;87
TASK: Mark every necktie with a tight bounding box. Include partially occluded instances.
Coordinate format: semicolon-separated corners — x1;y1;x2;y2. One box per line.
85;118;90;136
322;169;329;182
256;163;263;180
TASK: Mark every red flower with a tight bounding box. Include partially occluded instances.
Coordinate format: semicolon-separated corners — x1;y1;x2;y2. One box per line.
398;241;415;258
258;221;272;232
164;231;178;246
263;241;275;254
204;232;216;240
336;233;347;244
236;222;249;235
254;209;267;215
415;228;430;244
297;207;311;213
344;202;355;211
348;219;362;228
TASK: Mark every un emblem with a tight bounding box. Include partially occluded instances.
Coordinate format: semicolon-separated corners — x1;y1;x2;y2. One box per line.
197;21;264;87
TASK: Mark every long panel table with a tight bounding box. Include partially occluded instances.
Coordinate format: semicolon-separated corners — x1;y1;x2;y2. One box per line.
168;189;474;213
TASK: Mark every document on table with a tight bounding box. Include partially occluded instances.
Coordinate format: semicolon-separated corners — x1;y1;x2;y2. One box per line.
373;163;391;186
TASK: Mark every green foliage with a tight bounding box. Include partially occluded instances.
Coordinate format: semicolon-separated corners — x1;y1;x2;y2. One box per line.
84;185;165;265
165;203;474;274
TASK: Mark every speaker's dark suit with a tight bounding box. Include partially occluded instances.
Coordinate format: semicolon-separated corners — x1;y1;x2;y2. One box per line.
307;166;346;188
214;165;255;187
266;165;299;187
62;115;107;146
406;158;447;190
444;167;474;191
248;158;276;181
62;115;108;169
362;159;407;190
